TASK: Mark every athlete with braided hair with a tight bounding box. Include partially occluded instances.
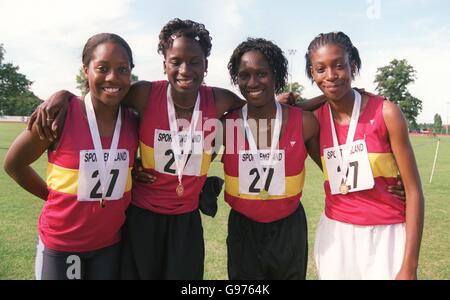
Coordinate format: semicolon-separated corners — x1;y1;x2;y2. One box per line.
306;32;424;279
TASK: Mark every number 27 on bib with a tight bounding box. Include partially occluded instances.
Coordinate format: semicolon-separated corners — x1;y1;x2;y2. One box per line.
324;140;374;195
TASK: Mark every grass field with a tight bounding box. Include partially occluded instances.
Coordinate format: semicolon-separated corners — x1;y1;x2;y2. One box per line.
0;122;449;279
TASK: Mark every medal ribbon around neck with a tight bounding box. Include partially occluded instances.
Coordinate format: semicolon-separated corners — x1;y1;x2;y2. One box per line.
242;101;282;196
85;92;122;200
328;89;361;188
166;85;201;189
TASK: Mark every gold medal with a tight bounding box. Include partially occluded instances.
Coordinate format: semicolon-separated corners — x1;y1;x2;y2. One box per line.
176;183;184;197
259;189;270;200
100;199;106;208
339;183;349;195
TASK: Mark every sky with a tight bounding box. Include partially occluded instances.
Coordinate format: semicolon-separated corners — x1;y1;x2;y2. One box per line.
0;0;449;123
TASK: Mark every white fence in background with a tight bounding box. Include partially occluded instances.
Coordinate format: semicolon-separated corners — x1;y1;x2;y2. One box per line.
0;116;28;123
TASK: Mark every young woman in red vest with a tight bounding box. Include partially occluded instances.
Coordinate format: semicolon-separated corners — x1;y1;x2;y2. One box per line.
222;38;320;279
306;32;424;279
4;33;138;279
118;19;242;279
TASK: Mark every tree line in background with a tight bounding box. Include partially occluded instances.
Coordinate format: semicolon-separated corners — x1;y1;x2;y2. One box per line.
0;44;41;116
0;44;442;133
416;113;448;135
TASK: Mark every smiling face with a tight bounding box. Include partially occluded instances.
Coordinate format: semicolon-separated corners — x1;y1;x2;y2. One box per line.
163;36;207;97
83;41;132;107
237;50;276;108
309;43;355;102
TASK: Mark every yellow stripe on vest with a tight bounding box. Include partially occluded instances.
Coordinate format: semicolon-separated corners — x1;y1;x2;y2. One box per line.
46;163;132;195
200;151;212;176
321;152;398;181
225;170;305;200
140;141;212;176
46;163;78;195
140;141;155;170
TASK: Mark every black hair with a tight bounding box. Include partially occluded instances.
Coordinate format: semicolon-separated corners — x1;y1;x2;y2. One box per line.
228;37;288;94
82;33;134;68
158;18;212;58
305;31;361;81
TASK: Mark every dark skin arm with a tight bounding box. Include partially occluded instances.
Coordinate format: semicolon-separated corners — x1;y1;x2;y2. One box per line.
215;85;336;118
120;80;151;114
28;90;73;141
302;110;321;168
212;87;246;118
131;156;157;184
388;174;406;199
120;81;156;184
383;100;424;280
277;92;327;112
277;87;376;112
3;124;53;200
28;80;152;140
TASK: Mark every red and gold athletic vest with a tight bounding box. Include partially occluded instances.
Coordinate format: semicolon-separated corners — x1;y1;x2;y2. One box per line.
317;95;405;225
41;97;138;252
132;81;217;214
223;105;307;223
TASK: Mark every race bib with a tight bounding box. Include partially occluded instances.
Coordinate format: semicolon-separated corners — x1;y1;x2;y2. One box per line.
154;129;204;176
78;149;130;201
323;139;374;195
238;149;286;197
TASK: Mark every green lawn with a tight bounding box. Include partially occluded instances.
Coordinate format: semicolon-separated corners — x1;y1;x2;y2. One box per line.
1;123;449;279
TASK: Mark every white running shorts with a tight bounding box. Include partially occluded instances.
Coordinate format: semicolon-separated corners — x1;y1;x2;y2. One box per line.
314;213;405;280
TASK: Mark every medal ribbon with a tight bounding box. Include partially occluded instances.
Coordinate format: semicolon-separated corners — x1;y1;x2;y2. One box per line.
242;101;282;194
328;89;361;187
167;85;201;187
85;92;122;199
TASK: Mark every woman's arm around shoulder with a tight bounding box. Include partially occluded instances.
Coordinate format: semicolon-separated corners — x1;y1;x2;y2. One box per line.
277;92;327;112
27;90;75;141
212;87;246;119
122;80;152;114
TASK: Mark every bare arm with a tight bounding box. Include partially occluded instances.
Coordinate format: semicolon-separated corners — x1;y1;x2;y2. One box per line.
298;95;327;112
211;117;228;163
383;101;424;280
302;111;322;169
28;81;151;140
276;92;327;112
27;90;74;140
121;80;152;114
131;156;157;184
278;86;377;112
212;87;246;118
3;125;53;200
